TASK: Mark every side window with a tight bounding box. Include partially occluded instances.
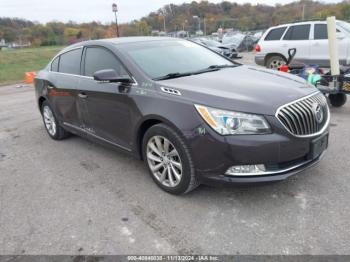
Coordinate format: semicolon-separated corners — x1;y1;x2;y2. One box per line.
51;56;59;72
314;24;340;39
59;49;82;75
84;47;128;77
283;24;311;40
264;27;287;41
314;24;328;40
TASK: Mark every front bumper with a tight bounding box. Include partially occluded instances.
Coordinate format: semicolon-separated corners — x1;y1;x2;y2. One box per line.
185;116;329;185
198;151;325;186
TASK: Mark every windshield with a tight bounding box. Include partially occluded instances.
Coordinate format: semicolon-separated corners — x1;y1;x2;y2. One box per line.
119;40;235;79
337;21;350;35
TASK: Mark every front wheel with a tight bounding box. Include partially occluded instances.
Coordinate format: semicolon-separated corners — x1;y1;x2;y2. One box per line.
142;124;199;195
329;93;347;107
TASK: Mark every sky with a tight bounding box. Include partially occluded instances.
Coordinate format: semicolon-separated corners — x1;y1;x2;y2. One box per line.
0;0;343;24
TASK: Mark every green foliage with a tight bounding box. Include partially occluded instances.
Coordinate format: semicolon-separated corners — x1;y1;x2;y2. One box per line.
0;46;64;85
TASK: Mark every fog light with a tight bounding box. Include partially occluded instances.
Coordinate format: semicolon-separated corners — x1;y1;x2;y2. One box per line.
225;164;266;176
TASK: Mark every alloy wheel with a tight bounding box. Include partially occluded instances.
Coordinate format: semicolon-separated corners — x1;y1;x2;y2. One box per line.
269;59;285;70
43;106;57;136
146;135;183;188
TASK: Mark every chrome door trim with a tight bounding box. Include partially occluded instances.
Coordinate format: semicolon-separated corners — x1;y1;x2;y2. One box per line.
63;122;132;152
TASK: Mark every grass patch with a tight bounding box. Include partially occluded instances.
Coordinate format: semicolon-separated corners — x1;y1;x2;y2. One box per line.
0;46;65;85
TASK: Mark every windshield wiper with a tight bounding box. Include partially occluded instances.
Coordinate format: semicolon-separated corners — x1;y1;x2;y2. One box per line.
207;64;237;69
153;65;237;81
153;72;193;81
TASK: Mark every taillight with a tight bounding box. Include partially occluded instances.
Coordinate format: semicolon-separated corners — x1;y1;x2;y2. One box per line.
255;44;261;52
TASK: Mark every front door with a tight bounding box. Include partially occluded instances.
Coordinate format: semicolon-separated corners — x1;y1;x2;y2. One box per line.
77;46;134;150
310;23;349;67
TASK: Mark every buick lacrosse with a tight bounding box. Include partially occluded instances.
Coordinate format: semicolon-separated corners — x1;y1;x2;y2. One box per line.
35;37;329;194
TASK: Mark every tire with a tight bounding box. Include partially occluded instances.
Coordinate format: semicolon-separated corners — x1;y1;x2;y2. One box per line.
329;93;347;107
41;101;70;140
142;124;199;195
266;55;286;70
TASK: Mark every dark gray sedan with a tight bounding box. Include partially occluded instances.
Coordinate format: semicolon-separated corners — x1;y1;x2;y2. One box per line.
34;37;330;194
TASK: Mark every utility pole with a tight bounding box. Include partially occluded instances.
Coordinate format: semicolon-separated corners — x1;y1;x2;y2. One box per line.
203;17;207;36
163;15;166;33
159;13;166;33
302;4;306;20
112;3;119;37
193;16;201;32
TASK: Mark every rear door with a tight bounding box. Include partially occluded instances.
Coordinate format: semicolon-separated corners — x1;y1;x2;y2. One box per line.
47;48;82;127
260;26;287;57
281;24;311;63
77;45;134;150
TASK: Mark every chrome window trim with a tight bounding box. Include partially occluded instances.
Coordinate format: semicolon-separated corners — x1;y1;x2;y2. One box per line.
48;46;139;86
49;71;93;79
275;91;330;138
49;70;139;86
63;122;132;152
49;46;83;68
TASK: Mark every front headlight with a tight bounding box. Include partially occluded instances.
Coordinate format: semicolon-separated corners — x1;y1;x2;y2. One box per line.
195;104;271;135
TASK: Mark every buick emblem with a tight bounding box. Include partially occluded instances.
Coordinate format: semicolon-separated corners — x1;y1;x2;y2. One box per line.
312;103;323;124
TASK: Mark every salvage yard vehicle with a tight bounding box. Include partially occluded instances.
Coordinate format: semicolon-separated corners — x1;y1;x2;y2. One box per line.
35;37;330;194
192;37;239;59
255;20;350;69
222;32;256;52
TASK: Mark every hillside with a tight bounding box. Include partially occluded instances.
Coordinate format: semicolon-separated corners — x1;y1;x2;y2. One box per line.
0;0;350;46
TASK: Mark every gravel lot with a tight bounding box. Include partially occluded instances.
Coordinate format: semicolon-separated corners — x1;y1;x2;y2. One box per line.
0;53;349;255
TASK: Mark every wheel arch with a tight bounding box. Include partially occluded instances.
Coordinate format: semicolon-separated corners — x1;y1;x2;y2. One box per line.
135;115;186;160
38;96;47;112
264;53;287;66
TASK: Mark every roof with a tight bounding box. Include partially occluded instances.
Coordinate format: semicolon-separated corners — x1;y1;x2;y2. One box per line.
58;36;182;55
100;36;175;45
273;19;344;28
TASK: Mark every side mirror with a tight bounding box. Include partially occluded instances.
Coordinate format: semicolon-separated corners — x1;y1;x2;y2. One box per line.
93;69;132;83
337;32;346;40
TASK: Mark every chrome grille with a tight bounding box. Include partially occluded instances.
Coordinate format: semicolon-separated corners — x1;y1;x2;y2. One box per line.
276;92;329;136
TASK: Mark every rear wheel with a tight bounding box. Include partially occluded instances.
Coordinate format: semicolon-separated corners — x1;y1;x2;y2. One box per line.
266;55;286;70
142;124;199;195
41;101;70;140
329;93;347;107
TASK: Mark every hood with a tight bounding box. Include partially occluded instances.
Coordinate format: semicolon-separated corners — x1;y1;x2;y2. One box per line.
159;65;318;115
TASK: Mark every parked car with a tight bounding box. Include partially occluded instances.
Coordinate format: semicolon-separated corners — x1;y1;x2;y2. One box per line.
222;32;256;52
192;37;239;58
255;20;350;69
35;37;329;194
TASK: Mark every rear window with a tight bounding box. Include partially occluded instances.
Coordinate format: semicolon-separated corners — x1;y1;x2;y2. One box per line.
59;49;82;75
264;27;287;41
51;56;59;72
283;24;311;40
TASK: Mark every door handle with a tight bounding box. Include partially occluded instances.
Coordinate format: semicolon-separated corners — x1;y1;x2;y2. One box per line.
78;92;88;99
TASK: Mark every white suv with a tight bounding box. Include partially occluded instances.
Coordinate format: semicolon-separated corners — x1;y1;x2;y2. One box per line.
255;20;350;69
